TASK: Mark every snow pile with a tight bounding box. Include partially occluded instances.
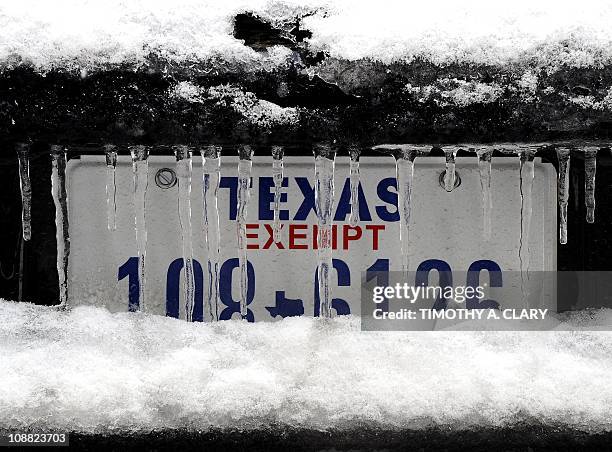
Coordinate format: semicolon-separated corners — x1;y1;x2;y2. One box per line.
1;300;612;433
0;0;317;72
2;0;612;71
306;0;612;68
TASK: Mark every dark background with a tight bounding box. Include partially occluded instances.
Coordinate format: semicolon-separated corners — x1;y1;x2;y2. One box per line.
0;146;610;306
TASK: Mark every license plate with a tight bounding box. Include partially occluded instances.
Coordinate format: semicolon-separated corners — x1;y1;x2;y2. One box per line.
67;155;556;320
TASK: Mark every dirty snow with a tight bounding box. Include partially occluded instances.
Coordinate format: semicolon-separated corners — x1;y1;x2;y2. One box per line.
169;81;299;126
207;84;299;127
2;0;612;71
1;299;612;433
169;81;206;104
405;79;504;107
567;88;612;111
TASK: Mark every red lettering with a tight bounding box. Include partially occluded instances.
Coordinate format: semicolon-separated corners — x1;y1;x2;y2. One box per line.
238;223;386;251
332;224;338;249
262;224;285;250
366;224;385;250
289;224;308;249
342;226;362;250
246;224;259;249
313;224;338;249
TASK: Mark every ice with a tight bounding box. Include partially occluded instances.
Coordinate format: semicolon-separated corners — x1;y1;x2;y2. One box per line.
271;146;284;243
395;148;418;274
584;147;598;224
476;148;493;241
237;145;254;320
15;143;31;241
348;146;361;227
201;146;222;322
556;147;571;244
2;299;612;432
104;145;118;231
130;146;149;312
314;144;336;318
174;146;195;322
50;146;69;307
517;149;535;302
443;148;458;192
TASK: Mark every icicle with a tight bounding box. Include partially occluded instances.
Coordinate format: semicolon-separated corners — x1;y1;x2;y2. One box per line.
314;144;336;318
130;145;149;312
476;148;493;241
237;145;254;320
50;145;70;307
395;148;418;275
517;149;535;303
271;145;284;242
443;149;458;192
584;147;598;224
174;146;195;322
104;145;118;231
201;145;222;322
348;146;361;226
556;148;571;244
16;143;32;241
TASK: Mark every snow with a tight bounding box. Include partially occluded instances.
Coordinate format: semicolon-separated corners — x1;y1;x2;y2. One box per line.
206;84;299;127
304;0;612;68
1;299;612;433
0;0;311;72
516;71;539;102
170;81;299;127
2;0;612;71
566;88;612;111
169;81;205;104
405;79;504;107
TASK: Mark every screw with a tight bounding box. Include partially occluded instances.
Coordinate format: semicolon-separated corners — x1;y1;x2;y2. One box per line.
438;170;461;191
155;168;177;189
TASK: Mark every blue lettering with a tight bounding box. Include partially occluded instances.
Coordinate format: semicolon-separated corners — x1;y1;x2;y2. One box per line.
166;258;204;321
219;177;238;220
258;177;289;221
366;258;390;313
415;259;453;310
294;177;316;221
466;260;501;309
118;257;139;312
219;258;255;322
376;178;399;222
314;259;351;316
266;291;304;318
334;178;372;222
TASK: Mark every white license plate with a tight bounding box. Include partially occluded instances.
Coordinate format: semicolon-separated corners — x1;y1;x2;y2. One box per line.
67;155;556;320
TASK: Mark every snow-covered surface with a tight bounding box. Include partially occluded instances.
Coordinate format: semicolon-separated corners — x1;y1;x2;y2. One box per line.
2;0;612;71
1;299;612;433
